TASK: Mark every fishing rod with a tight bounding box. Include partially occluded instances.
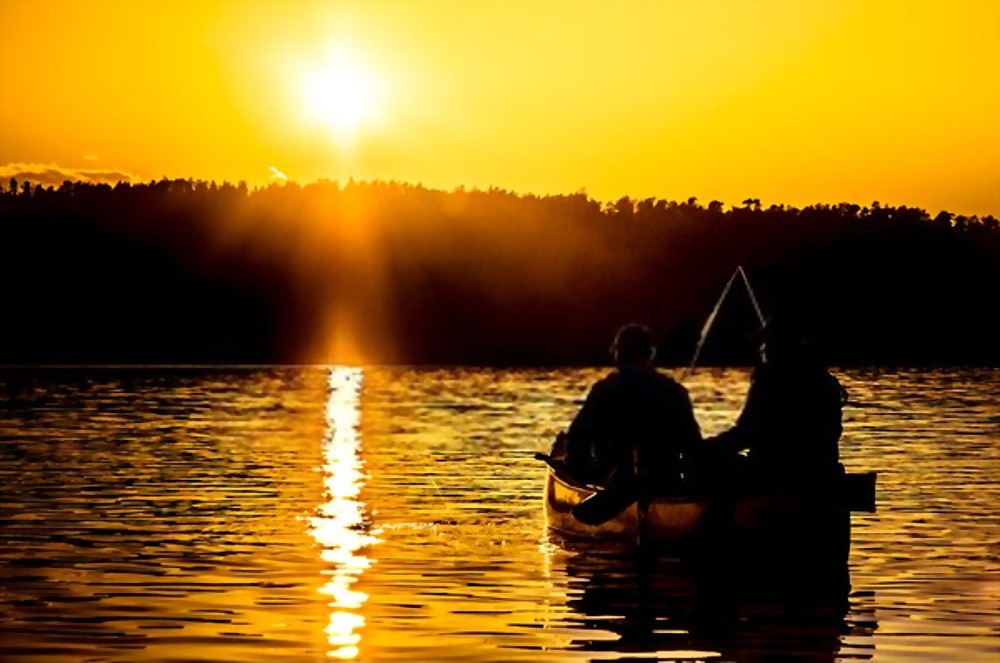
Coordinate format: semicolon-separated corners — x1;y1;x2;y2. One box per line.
627;265;767;547
635;267;765;546
683;265;766;380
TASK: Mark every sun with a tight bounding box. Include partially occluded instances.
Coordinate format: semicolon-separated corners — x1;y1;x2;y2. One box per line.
301;51;381;142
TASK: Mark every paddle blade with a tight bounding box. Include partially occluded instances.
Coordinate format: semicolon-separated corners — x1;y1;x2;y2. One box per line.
572;483;638;526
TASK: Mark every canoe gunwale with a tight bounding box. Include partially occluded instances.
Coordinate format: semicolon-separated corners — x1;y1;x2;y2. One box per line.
544;465;876;542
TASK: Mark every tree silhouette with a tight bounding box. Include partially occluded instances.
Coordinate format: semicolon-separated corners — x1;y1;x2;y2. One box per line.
0;177;996;365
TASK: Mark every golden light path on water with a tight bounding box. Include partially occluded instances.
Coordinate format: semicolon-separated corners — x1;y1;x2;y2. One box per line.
309;367;378;660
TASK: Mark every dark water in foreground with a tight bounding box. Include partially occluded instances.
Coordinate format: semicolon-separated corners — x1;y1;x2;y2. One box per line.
1;367;997;662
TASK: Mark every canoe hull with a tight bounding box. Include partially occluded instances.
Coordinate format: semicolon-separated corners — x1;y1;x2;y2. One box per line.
546;469;707;541
544;467;857;548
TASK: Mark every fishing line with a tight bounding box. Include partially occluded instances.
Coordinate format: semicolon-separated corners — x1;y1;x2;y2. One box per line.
738;265;766;327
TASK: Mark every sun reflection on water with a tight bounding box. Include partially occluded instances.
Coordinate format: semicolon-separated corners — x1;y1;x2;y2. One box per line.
309;367;378;660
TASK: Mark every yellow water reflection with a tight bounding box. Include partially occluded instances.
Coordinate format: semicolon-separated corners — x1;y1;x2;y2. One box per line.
309;367;378;660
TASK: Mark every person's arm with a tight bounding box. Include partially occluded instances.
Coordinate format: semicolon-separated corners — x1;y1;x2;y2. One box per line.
566;382;605;470
709;368;766;454
673;382;702;458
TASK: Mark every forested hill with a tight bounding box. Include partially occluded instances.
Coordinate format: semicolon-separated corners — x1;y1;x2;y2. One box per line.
1;178;997;366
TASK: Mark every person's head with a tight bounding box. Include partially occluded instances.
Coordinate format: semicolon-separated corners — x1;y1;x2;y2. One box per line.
758;315;809;365
610;323;656;369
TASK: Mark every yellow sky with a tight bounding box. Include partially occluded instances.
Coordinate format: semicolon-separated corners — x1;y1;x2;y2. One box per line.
1;0;998;215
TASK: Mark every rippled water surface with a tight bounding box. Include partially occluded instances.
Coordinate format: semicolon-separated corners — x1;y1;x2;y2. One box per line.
1;367;997;662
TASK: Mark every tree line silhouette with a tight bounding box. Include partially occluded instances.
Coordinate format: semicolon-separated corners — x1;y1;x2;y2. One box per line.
1;177;997;365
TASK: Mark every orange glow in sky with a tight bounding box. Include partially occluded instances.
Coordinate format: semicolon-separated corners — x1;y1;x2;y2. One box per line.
1;0;998;215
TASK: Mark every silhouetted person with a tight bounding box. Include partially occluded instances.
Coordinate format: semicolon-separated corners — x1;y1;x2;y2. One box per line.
565;323;702;490
706;315;846;487
688;318;851;584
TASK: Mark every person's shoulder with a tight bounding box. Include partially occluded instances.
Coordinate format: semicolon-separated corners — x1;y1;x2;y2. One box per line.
651;369;680;384
759;361;839;389
597;369;621;384
651;370;689;395
820;366;843;393
800;360;840;386
589;371;621;394
749;363;779;387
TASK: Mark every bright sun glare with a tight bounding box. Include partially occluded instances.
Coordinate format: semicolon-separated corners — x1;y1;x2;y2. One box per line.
302;50;381;141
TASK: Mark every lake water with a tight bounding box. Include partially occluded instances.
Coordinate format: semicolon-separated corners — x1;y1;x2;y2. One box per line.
1;367;997;662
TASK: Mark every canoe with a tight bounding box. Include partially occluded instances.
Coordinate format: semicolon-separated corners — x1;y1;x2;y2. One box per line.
544;460;876;544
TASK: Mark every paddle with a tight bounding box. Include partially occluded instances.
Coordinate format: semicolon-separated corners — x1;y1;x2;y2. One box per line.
533;451;572;478
533;452;604;490
535;450;639;526
570;448;650;533
571;476;639;525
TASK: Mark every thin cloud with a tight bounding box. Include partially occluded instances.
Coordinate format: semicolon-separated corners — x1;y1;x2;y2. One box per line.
0;162;138;187
269;166;288;181
83;154;99;161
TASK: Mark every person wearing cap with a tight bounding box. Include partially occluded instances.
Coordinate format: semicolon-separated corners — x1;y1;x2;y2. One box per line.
706;315;846;485
564;323;702;490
